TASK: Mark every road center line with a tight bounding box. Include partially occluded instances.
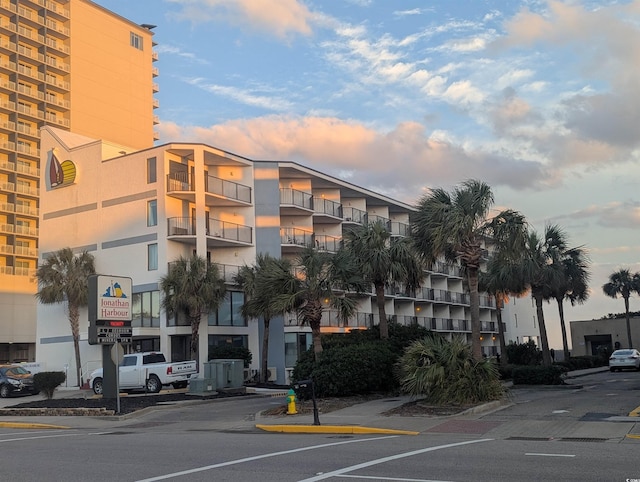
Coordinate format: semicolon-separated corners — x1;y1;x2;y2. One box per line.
525;453;575;457
298;439;494;482
135;435;400;482
0;432;80;443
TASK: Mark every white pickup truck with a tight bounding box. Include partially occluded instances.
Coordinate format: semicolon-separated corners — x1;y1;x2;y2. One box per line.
89;352;198;394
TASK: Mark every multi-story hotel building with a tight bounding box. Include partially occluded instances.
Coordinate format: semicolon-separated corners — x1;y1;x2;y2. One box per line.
38;126;506;386
0;0;157;363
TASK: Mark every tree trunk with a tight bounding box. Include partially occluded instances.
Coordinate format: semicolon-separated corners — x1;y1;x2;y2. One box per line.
69;304;83;387
624;296;633;348
534;293;552;367
261;317;270;383
496;294;508;368
310;318;323;361
375;282;388;339
556;297;570;361
190;315;200;357
468;267;482;361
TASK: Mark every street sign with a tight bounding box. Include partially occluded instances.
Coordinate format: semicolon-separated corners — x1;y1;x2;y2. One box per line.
89;325;132;345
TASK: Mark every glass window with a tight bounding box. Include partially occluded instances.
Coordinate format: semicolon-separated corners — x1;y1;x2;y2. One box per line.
208;292;245;326
285;332;312;367
131;293;142;327
151;291;160;327
208;334;248;349
130;32;143;50
147;200;157;226
147;157;156;183
147;243;158;271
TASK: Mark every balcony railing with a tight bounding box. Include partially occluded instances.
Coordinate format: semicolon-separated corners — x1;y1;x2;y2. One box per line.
342;206;367;224
214;263;241;283
390;221;409;237
208;218;252;243
166;172;193;192
280;188;313;210
205;175;251;203
367;215;391;230
313;234;341;253
167;217;194;236
280;227;313;247
313;197;342;218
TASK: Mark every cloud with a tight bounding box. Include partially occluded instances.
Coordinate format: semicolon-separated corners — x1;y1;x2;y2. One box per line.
157;115;550;200
182;78;294;111
166;0;314;40
553;201;640;230
154;45;210;65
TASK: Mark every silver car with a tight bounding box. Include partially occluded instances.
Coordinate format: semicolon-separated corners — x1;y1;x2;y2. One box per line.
609;349;640;372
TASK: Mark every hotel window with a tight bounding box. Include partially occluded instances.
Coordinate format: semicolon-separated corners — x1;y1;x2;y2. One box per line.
146;157;156;183
147;200;157;226
147;243;158;271
208;292;245;326
131;290;160;327
130;32;143;50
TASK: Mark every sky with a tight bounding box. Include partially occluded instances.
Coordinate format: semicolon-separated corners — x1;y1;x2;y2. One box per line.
96;0;640;348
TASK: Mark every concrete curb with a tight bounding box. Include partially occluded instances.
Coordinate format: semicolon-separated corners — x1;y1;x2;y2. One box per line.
255;424;418;435
0;422;70;429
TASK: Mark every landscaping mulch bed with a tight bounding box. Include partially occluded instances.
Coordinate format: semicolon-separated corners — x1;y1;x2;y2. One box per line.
5;392;245;416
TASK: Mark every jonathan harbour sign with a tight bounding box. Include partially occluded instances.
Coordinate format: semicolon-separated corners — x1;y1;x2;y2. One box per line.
88;275;133;345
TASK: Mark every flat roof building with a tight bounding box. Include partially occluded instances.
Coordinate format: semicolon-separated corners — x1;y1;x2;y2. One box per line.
0;0;157;363
38;126;507;386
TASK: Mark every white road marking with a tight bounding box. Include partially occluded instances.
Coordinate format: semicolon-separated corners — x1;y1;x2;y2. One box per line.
135;435;400;482
0;432;80;443
552;410;569;414
298;439;493;482
525;453;575;457
341;475;453;481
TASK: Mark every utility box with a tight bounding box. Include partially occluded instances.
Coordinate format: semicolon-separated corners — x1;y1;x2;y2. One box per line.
189;361;217;394
210;359;244;389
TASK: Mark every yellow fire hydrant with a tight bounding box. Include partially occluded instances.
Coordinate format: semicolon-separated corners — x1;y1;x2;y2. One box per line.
286;388;298;415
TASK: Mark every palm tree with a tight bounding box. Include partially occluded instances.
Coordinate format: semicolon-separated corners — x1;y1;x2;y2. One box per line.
412;180;523;361
551;246;591;360
266;246;365;360
343;220;423;339
160;254;226;360
519;225;569;366
235;254;292;383
603;269;640;349
478;211;528;367
35;247;96;387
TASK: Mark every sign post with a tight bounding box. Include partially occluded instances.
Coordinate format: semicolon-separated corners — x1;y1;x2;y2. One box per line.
88;275;133;402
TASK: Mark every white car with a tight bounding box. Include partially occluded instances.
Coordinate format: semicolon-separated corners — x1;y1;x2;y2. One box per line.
609;349;640;372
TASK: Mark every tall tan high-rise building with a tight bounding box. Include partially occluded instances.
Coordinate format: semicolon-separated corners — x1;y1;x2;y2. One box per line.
0;0;157;363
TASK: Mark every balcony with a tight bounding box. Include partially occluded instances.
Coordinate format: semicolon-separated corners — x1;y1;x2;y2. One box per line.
481;321;498;333
166;172;194;202
479;295;495;308
280;227;313;253
214;263;240;283
14;245;37;257
207;218;252;247
280;188;313;215
342;206;367;225
429;261;463;278
313;197;342;223
390;221;409;237
313;233;341;253
367;214;391;230
167;217;195;239
14;223;37;236
416;288;468;305
205;174;251;206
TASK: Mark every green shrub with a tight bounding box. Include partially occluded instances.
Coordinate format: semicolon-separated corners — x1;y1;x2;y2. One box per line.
396;334;504;404
208;345;252;368
33;371;66;399
291;341;398;397
512;365;566;385
505;340;542;366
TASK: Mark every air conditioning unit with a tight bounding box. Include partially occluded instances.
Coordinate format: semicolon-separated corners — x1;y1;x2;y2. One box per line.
267;367;277;382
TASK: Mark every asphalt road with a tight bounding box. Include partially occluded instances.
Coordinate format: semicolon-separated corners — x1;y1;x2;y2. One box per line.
0;370;638;481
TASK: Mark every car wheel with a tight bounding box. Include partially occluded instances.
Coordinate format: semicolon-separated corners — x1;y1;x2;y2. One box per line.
0;384;11;398
146;375;162;393
92;378;103;395
610;367;615;372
